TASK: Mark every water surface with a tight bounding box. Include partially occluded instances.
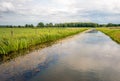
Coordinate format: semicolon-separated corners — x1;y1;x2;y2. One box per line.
0;30;120;81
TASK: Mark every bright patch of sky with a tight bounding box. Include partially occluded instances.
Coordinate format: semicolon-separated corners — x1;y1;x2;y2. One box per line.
0;0;120;25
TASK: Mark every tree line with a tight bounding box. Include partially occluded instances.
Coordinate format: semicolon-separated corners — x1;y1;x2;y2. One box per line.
0;22;120;28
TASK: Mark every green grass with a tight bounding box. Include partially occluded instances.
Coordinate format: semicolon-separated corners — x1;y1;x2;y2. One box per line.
0;28;88;54
97;27;120;43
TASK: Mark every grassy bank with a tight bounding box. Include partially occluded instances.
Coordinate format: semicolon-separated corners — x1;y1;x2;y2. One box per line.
0;28;87;54
97;28;120;43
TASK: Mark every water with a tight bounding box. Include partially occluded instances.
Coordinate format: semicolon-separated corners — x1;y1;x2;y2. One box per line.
0;30;120;81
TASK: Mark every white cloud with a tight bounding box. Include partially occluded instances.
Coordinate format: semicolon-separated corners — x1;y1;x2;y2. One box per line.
70;0;119;12
0;0;120;25
0;2;15;12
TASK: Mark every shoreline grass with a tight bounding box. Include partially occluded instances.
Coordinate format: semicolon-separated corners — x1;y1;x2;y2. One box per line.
0;28;88;54
97;28;120;44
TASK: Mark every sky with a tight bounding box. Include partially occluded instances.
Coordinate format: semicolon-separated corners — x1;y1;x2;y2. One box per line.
0;0;120;25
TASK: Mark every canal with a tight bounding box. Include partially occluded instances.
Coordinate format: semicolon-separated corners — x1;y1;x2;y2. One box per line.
0;30;120;81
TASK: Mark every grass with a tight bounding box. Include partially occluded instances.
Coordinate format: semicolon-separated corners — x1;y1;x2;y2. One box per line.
0;27;88;54
97;27;120;43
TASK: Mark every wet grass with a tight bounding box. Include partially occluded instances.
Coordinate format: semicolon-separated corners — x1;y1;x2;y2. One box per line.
97;27;120;44
0;28;88;54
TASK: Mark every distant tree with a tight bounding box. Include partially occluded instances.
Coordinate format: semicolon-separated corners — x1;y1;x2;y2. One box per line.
30;24;34;27
107;23;113;27
99;24;106;27
25;24;29;28
53;22;99;27
18;25;21;28
48;23;53;27
15;22;120;28
45;23;53;27
9;25;13;28
25;24;34;28
37;22;44;28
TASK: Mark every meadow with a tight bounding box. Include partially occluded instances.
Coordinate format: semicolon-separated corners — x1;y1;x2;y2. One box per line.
0;28;87;54
97;27;120;43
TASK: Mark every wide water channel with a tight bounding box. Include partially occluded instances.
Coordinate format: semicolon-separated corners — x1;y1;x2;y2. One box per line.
0;30;120;81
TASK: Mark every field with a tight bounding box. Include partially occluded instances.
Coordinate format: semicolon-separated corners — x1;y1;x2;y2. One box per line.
97;27;120;43
0;28;88;54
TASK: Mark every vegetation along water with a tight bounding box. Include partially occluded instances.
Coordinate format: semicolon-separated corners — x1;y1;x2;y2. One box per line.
97;28;120;44
0;28;87;54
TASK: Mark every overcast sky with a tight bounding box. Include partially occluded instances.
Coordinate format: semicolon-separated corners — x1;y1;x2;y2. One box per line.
0;0;120;25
